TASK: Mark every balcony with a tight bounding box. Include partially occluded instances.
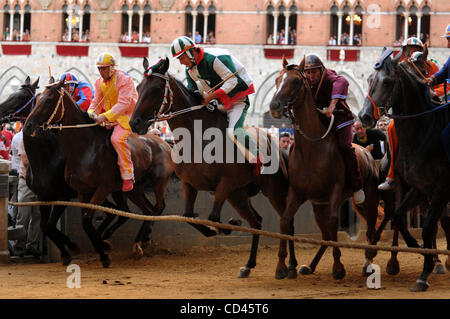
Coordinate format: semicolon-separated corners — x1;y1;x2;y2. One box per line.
327;47;360;62
118;43;149;58
56;43;90;56
1;42;32;55
263;46;295;59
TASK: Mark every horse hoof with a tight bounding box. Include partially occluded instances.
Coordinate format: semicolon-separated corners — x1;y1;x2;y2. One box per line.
238;266;251;278
103;240;113;254
362;259;372;277
433;263;446;275
446;258;450;271
275;271;287;280
298;265;313;275
287;268;298;279
62;255;72;266
132;243;144;260
102;256;111;268
386;260;400;276
221;228;232;235
333;267;346;280
228;218;242;227
68;243;81;256
410;280;430;292
141;240;151;250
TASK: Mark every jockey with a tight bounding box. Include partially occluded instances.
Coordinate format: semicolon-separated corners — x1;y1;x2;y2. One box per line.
59;72;94;111
88;53;138;192
170;36;263;175
303;54;365;204
379;37;444;190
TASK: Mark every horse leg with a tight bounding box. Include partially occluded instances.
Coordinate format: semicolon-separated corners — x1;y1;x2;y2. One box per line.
226;189;262;278
208;179;237;235
277;187;305;279
440;208;450;271
96;192;127;237
393;187;423;249
328;185;346;280
411;189;448;292
432;222;446;275
101;192;132;240
361;182;381;275
79;191;112;268
386;226;401;275
181;181;217;237
125;185;157;260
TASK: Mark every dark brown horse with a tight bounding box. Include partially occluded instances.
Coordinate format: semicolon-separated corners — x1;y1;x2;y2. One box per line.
0;76;135;265
269;57;381;279
130;57;291;278
23;78;175;267
359;48;450;291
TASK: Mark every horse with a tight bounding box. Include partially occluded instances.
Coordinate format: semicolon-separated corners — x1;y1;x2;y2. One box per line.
269;57;381;280
23;78;175;267
0;76;139;265
359;47;450;291
129;57;292;278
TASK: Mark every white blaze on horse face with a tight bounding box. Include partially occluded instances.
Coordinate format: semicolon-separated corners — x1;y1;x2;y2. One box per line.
275;73;288;96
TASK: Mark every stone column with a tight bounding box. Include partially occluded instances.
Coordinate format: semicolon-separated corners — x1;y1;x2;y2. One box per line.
337;11;343;45
284;12;290;44
139;10;144;42
9;10;14;40
0;160;11;263
79;10;84;42
349;11;354;45
192;11;197;41
403;12;409;40
416;11;422;38
19;10;25;40
273;11;279;44
128;10;133;42
68;10;73;41
203;12;209;43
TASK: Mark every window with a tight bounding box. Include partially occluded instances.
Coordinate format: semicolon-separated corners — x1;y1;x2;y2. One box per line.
121;3;151;43
329;2;363;46
395;3;431;46
266;3;297;45
185;2;216;44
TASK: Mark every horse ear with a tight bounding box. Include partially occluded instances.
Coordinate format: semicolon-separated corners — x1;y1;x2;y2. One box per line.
299;55;306;73
48;76;55;84
24;76;31;86
161;57;170;74
381;46;387;54
56;78;65;90
282;55;288;68
143;57;149;71
31;77;39;90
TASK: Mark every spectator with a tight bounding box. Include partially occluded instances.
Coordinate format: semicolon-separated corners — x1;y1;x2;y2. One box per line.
131;30;139;43
12;29;19;41
207;31;215;44
82;29;90;42
195;31;202;44
329;36;336;45
3;27;10;41
268;124;278;137
14;130;41;258
353;33;361;46
279;132;291;151
376;117;389;136
267;33;273;44
1;124;13;160
352;120;387;160
22;29;31;41
279;123;289;135
72;30;79;42
9;124;22;228
62;29;69;42
143;32;151;43
121;32;130;42
289;29;297;45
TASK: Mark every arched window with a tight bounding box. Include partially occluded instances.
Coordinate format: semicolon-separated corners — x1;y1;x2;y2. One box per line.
185;2;216;44
266;3;297;45
121;4;150;43
395;4;406;44
3;4;24;41
62;3;84;42
395;2;430;46
81;5;91;42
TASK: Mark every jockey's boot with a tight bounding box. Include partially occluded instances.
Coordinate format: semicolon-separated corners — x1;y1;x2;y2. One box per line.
122;179;134;192
378;178;394;191
353;189;365;205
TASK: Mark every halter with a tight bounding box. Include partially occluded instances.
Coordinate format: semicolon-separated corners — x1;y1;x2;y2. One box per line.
40;88;65;130
151;72;174;117
282;66;335;142
366;70;387;120
0;87;37;123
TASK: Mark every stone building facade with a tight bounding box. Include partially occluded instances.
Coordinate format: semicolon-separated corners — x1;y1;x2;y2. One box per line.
0;0;448;125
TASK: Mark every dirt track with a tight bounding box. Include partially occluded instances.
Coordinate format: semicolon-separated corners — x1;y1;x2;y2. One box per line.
0;237;449;299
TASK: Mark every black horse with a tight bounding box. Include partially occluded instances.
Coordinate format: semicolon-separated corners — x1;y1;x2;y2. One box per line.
24;78;174;267
0;76;131;265
359;48;450;291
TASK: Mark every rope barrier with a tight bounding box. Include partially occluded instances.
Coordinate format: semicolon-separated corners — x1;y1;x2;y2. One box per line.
9;200;450;256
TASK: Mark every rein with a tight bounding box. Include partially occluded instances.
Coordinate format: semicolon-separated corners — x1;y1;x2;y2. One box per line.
0;88;37;123
40;88;112;130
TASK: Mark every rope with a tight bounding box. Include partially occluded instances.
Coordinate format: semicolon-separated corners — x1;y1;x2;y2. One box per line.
9;201;450;256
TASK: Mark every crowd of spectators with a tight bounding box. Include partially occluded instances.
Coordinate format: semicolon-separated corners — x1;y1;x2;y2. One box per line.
266;27;297;45
120;31;151;43
3;27;31;41
328;33;362;46
185;31;216;44
61;28;90;42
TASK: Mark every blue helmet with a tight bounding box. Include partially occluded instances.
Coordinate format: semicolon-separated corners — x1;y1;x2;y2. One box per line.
60;73;78;94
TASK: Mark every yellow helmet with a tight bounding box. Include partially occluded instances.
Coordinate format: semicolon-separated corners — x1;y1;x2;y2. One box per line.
96;53;116;67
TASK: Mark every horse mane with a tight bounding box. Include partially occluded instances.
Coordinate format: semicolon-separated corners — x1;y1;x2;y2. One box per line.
170;75;203;105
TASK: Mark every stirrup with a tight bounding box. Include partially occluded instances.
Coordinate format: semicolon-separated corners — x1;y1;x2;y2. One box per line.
353;189;365;204
378;179;394;191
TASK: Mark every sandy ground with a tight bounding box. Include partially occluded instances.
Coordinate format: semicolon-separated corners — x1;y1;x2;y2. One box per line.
0;238;449;300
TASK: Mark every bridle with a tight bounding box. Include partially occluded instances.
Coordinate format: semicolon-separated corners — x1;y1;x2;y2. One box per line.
40;88;65;130
0;86;37;123
366;70;391;120
278;66;335;142
150;72;174;117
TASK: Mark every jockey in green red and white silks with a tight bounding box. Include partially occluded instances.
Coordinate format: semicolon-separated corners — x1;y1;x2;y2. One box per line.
184;47;259;162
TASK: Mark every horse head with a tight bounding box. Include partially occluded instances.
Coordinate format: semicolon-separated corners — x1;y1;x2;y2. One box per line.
0;76;39;121
130;57;170;135
359;47;401;128
24;78;67;137
269;56;306;119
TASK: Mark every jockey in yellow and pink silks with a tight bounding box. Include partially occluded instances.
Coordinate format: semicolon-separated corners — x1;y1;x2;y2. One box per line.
88;53;138;192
